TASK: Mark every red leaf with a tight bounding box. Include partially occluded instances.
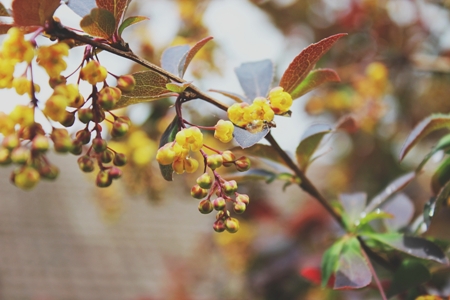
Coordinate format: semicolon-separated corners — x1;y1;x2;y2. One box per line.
12;0;61;26
96;0;130;25
80;7;116;39
300;267;335;287
181;36;213;77
280;33;346;94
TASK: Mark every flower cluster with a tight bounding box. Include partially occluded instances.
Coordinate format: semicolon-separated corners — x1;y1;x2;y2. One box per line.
227;86;292;131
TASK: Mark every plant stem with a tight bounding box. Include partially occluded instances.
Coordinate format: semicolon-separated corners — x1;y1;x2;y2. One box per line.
360;242;388;300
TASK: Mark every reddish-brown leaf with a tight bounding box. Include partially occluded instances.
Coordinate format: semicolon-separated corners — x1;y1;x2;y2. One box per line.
280;33;346;94
0;23;13;34
0;3;10;16
96;0;130;25
12;0;61;26
181;36;213;77
80;8;115;39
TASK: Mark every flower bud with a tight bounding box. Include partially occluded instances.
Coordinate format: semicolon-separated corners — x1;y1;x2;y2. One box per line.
212;197;226;211
191;184;208;199
92;137;107;153
96;170;112;188
93;108;105;123
235;156;251;172
233;201;246;214
39;164;59;180
70;140;83;155
78;108;93;124
116;75;136;93
225;218;240;233
111;119;129;138
216;210;229;220
13;167;40;190
49;76;66;89
223;180;238;196
53;137;73;153
76;129;91;145
2;134;19;150
196;173;212;189
207;154;223;170
198;199;213;214
113;153;127;166
10;147;30;164
108;166;122;179
77;155;95;172
32;135;49;152
222;150;236;167
236;193;250;205
213;219;226;233
0;147;11;165
101;149;114;163
60;111;75;127
98;86;121;110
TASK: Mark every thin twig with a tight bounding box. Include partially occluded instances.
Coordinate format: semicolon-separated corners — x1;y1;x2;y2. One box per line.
360;241;388;300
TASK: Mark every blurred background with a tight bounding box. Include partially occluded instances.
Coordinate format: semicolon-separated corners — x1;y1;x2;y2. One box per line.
1;0;450;299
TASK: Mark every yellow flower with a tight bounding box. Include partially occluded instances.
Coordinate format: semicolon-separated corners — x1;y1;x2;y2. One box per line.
0;57;15;89
53;83;84;108
214;120;234;143
9;105;34;127
245;97;274;123
80;60;107;85
269;87;292;114
12;77;40;97
156;142;181;165
0;112;15;135
1;27;34;64
227;103;249;127
43;95;69;122
36;43;69;78
184;157;199;173
175;127;203;151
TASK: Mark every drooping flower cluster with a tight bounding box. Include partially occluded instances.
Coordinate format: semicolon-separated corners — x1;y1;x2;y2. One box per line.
227;86;293;131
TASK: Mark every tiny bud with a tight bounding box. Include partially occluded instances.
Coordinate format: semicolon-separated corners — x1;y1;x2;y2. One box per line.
212;197;226;211
77;155;95;172
235;156;251;172
39;164;59;180
92;137;107;153
116;75;136;93
78;108;94;124
198;199;213;214
190;184;208;199
2;134;20;150
96;170;112;188
213;220;226;233
10;147;31;164
49;76;66;89
236;194;250;205
196;173;212;189
53;137;73;153
93;109;105;123
225;218;240;233
101;149;114;163
111;119;129;138
0;147;11;165
32;135;49;152
113;153;127;166
13;167;40;190
60;112;75;127
207;154;223;170
108;166;122;179
76;129;91;145
233;201;246;214
70;140;83;155
98;87;121;110
223;180;238;196
222;150;236;167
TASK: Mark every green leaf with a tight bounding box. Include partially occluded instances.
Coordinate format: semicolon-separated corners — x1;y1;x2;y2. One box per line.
321;238;345;287
233;126;270;149
235;59;274;101
96;0;130;25
295;123;332;171
67;0;97;17
339;193;367;227
428;180;450;226
161;45;191;77
80;8;116;39
224;169;276;183
280;33;346;94
357;210;393;228
12;0;61;26
290;68;340;100
417;134;450;172
334;237;371;290
118;16;148;37
364;172;415;213
400;114;450;161
431;156;450;195
158;116;180;181
386;259;431;298
115;70;174;109
363;232;448;264
165;81;192;93
180;36;213;77
229;144;288;168
209;89;247;103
